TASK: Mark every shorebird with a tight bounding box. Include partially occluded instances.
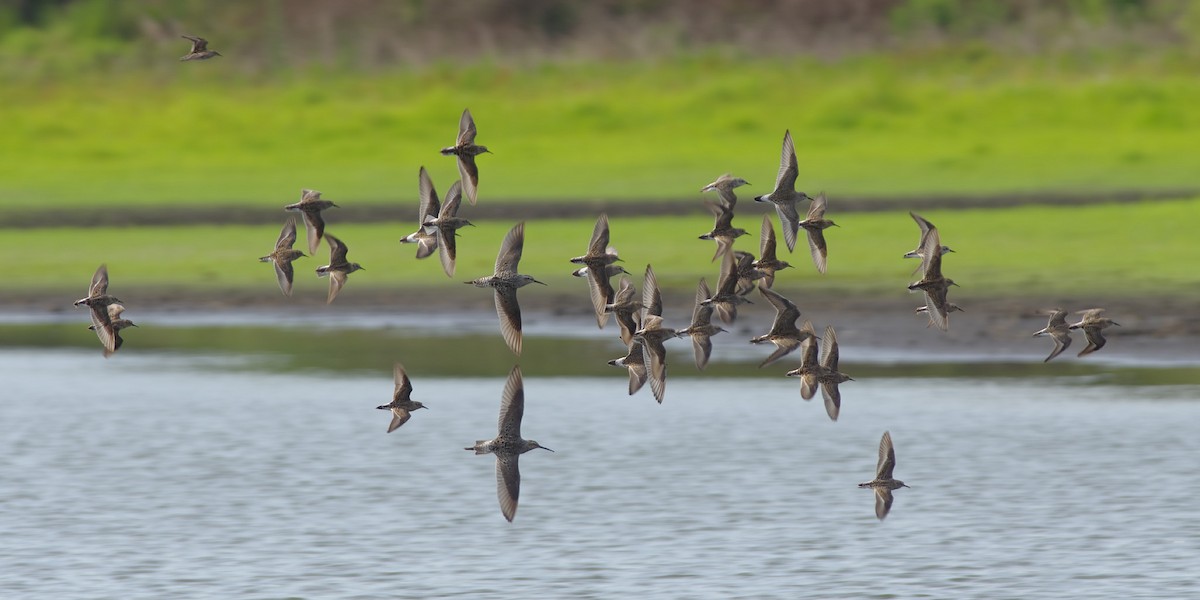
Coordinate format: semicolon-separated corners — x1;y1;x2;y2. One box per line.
700;173;749;209
1069;308;1119;357
908;225;958;331
858;431;909;520
754;130;811;253
440;108;490;206
751;214;791;289
675;279;726;370
785;320;822;400
1032;308;1073;362
634;314;677;403
376;362;427;433
608;338;650;396
815;325;852;421
180;35;221;60
604;276;643;346
798;192;838;274
904;211;954;271
466;222;545;356
284;189;339;255
88;303;136;358
74;264;122;356
701;250;751;325
315;234;364;304
465;365;553;522
751;287;812;368
259;217;306;296
732;250;766;296
698;200;747;263
399;167;441;260
425;180;471;277
570;213;622;327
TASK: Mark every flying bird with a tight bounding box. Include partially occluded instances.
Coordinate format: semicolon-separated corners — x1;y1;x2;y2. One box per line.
440;108;490;205
259;217;306;296
858;431;909;520
466;222;545;356
376;362;428;433
1031;308;1073;362
284;189;339;256
753;130;811;253
465;366;553;522
180;35;221;61
315;234;364;304
1069;308;1119;357
399;167;442;259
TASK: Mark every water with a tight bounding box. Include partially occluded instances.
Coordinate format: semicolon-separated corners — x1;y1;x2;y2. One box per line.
2;348;1199;599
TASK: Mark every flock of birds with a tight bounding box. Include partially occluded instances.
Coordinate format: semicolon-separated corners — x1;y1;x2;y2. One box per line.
69;35;1124;522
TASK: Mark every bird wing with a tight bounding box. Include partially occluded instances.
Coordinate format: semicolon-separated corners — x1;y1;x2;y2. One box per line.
917;226;944;279
805;226;828;275
498;365;524;437
495;222;526;274
181;35;208;52
457;155;480;206
819;325;839;371
457;108;477;146
692;278;713;326
89;304;116;355
326;270;347;304
759;338;800;368
588;213;611;257
416;234;438;260
90;264;109;297
326;234;348;265
394;362;413;401
799;322;820;368
774;130;799;194
495;454;520;522
495;288;524;356
821;382;841;421
437;225;458;277
874;487;894;520
1045;328;1072;362
387;409;411;433
715;250;739;296
417;166;441;223
641;265;662;320
273;260;294;297
304;211;327;256
759;214;777;260
775;204;801;254
1078;326;1108;356
276;217;298;251
800;372;818;401
877;431;897;479
922;288;951;332
805;192;828;221
586;264;613;328
759;285;799;333
691;334;713;370
909;211;934;236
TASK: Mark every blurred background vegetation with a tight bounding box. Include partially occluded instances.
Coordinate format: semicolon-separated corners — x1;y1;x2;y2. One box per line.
1;0;1197;299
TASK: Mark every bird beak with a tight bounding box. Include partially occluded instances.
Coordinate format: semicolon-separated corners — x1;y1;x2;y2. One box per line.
539;445;554;452
533;278;547;285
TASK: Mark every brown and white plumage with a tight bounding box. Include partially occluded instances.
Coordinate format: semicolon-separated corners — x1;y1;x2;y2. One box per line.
1069;308;1119;357
570;213;622;327
798;192;837;274
465;366;553;522
608;339;650;396
752;214;791;289
1032;308;1073;362
785;320;822;400
817;325;853;421
908;225;958;331
698;200;747;263
426;181;471;277
753;130;811;253
180;35;221;60
904;211;954;267
604;277;643;346
315;234;364;304
858;431;909;520
88;302;135;358
466;222;545;356
750;286;810;368
700;173;749;210
376;362;428;433
675;278;725;370
399;167;442;259
259;217;306;296
75;264;123;356
634;314;675;404
440;109;490;205
284;189;339;255
701;250;751;325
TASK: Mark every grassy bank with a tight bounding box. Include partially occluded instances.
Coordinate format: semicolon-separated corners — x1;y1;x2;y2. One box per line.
4;54;1200;213
7;198;1198;301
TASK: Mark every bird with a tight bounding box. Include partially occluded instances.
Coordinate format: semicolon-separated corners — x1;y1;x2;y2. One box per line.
753;130;811;253
815;324;852;421
604;276;643;346
376;362;428;433
425;180;471;277
608;339;650;396
700;173;749;209
798;192;838;274
74;264;122;356
180;35;221;61
284;189;339;256
634;314;677;404
751;214;791;289
259;217;306;296
440;108;490;206
785;320;822;400
87;303;136;358
569;213;622;327
315;234;364;304
399;167;441;260
1032;308;1073;362
908;225;958;331
698;200;747;262
701;250;751;325
750;286;811;368
904;212;954;269
466;222;545;356
858;431;909;520
732;250;766;296
640;264;664;321
465;365;553;522
1069;308;1120;357
675;278;726;370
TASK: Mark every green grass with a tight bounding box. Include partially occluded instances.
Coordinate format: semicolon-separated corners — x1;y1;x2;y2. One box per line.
3;54;1200;212
8;198;1199;300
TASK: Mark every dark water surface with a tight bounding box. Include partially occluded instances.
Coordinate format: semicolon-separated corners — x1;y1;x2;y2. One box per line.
2;334;1199;598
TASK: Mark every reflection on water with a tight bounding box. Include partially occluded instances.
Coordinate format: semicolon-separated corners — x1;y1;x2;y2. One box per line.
2;320;1199;386
1;348;1198;599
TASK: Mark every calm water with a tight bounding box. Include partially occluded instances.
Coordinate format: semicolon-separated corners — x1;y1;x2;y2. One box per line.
2;347;1199;599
